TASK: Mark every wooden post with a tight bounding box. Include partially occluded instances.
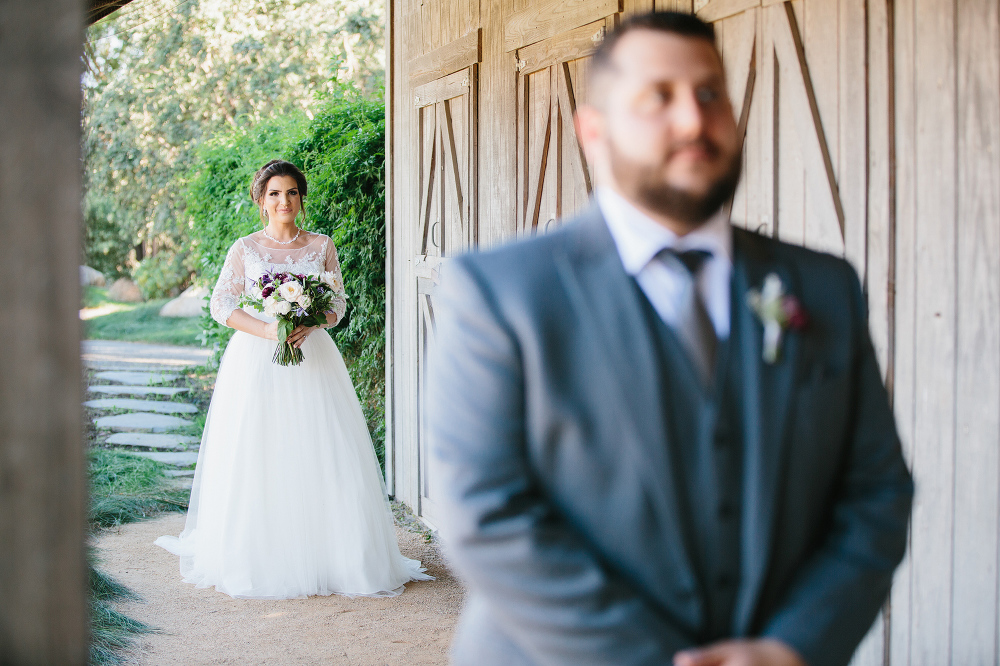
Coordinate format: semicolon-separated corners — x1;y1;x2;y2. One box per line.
0;1;88;663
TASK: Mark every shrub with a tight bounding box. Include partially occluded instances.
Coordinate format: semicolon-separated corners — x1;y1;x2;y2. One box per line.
188;89;387;466
133;248;197;299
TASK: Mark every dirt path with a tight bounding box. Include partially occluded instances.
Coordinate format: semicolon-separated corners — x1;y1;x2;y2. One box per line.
94;513;463;665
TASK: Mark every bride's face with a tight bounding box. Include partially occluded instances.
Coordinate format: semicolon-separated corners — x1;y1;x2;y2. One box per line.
262;175;302;225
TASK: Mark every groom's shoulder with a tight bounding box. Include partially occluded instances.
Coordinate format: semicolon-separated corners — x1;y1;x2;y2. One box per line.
734;225;856;280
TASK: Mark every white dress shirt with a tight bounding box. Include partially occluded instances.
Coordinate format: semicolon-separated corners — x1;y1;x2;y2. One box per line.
597;187;733;339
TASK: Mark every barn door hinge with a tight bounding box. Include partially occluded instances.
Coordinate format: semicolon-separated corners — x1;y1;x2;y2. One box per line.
592;27;606;44
516;57;527;73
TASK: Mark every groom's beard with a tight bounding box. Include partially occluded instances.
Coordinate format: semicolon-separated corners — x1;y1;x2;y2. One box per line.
609;141;743;226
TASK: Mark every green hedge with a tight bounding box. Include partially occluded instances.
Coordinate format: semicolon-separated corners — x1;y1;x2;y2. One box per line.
188;90;387;465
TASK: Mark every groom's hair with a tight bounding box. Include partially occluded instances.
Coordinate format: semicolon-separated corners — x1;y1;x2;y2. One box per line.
588;12;719;102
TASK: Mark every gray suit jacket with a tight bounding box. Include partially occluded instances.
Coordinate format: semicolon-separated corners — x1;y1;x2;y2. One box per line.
427;205;913;666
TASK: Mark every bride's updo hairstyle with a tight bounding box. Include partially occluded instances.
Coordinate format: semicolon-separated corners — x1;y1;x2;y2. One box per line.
250;159;309;225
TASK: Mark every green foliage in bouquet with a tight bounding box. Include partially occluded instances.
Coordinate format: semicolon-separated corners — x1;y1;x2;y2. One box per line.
188;89;387;466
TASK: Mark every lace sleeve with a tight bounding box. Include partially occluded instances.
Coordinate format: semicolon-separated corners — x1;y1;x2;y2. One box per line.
210;240;246;327
324;239;348;327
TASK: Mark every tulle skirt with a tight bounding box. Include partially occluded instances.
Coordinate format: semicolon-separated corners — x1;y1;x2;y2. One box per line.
155;322;431;599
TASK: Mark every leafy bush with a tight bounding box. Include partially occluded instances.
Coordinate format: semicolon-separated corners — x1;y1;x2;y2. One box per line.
188;90;387;465
133;247;197;299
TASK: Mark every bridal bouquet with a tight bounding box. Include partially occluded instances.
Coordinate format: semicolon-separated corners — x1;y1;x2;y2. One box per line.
240;270;345;366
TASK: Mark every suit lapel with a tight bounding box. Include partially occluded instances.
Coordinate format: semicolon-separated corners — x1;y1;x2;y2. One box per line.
732;229;804;633
554;205;699;589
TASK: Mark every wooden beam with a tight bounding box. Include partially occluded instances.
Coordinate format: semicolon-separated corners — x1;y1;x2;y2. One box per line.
87;0;137;25
505;0;621;52
0;1;87;662
409;29;481;88
696;0;760;23
414;68;472;107
515;19;606;76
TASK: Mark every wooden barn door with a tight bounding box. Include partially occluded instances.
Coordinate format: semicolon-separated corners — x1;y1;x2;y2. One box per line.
698;0;870;277
507;1;623;236
413;66;478;527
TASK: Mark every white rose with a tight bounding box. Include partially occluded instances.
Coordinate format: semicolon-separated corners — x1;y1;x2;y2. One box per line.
298;294;312;309
250;284;263;300
278;280;304;302
320;271;343;292
263;295;278;316
275;300;292;316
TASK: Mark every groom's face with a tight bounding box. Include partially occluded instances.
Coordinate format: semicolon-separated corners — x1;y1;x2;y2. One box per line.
577;30;742;229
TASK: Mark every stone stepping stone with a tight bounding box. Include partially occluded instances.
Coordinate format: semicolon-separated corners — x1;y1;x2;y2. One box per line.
84;398;197;414
95;371;179;386
94;413;193;432
164;469;195;478
105;433;199;451
89;385;188;397
123;451;199;467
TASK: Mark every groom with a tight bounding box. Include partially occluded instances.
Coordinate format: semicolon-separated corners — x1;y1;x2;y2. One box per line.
428;12;913;666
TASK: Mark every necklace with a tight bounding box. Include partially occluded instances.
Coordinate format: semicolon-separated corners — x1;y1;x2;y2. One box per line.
262;226;302;245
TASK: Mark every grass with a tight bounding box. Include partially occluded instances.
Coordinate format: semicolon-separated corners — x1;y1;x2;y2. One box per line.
81;286;204;347
88;560;153;666
88;449;190;527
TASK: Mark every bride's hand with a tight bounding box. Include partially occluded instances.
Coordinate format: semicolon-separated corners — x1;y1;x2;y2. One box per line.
288;325;319;349
263;321;279;341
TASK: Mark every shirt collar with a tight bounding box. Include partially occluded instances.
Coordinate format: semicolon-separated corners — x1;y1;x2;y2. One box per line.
597;186;733;276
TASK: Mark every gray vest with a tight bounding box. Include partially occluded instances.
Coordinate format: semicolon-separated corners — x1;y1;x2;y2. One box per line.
633;279;745;642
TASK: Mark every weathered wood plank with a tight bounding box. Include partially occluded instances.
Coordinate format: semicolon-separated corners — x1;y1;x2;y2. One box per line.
771;2;845;254
951;0;1000;661
888;0;917;660
504;0;620;52
773;0;806;245
477;0;515;246
866;0;894;382
516;19;605;76
909;0;958;661
0;0;88;661
739;9;763;233
385;0;399;495
409;29;481;87
697;0;759;24
838;0;867;277
624;0;655;16
757;6;777;237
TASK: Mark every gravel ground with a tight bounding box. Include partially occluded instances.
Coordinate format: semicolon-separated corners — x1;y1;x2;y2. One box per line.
94;513;464;665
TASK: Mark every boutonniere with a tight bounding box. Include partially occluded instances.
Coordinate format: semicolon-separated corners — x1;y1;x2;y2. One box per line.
746;273;809;364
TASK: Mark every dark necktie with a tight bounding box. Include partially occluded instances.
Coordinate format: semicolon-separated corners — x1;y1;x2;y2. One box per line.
659;248;717;385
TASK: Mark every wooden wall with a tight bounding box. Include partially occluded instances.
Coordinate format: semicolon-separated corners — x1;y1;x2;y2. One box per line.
0;0;88;662
386;0;1000;662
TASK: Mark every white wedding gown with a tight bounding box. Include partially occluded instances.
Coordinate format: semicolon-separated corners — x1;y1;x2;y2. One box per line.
155;231;431;599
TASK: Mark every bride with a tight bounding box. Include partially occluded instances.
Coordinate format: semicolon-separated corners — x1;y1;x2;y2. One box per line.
156;159;432;599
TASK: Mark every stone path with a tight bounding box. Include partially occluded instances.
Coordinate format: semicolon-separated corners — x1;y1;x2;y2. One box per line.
85;341;207;490
82;340;212;370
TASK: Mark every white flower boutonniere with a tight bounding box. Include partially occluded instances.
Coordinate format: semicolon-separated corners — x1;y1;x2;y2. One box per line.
746;273;809;364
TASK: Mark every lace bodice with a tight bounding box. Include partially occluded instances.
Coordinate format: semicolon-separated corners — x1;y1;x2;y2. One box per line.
210;232;348;327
